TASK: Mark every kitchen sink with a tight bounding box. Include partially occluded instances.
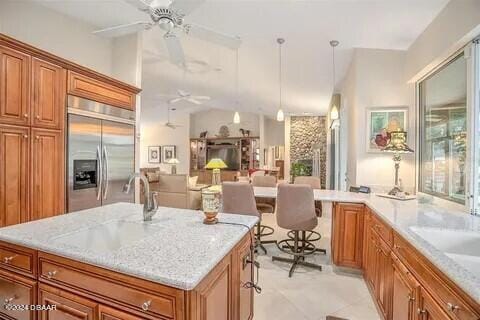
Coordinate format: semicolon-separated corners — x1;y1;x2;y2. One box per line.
410;226;480;278
52;220;162;254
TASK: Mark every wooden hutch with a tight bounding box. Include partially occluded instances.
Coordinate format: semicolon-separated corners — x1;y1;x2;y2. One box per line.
190;136;260;184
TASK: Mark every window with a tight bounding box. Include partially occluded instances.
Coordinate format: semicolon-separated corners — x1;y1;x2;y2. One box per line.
419;53;467;204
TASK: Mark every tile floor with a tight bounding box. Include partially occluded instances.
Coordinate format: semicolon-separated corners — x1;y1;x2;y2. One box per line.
253;204;381;320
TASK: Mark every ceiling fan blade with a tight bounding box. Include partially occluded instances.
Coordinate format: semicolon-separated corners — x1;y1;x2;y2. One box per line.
164;33;186;66
184;24;241;49
93;21;153;38
187;98;203;105
124;0;151;12
169;97;184;104
169;0;205;16
192;96;210;100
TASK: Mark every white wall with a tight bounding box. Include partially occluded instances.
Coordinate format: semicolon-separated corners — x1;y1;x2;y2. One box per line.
0;0;113;76
190;109;260;138
340;48;415;192
264;117;285;147
140;106;190;174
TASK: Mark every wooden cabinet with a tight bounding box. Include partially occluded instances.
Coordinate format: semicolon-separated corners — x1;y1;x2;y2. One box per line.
98;305;145;320
67;71;136;110
392;253;420;320
332;203;365;268
236;235;254;320
0;125;29;227
39;283;97;320
0;45;30;126
418;287;451;320
31;128;65;220
31;58;66;130
375;236;392;320
0;269;37;320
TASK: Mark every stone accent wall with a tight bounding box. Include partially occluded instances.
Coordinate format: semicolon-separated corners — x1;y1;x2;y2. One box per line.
290;116;327;188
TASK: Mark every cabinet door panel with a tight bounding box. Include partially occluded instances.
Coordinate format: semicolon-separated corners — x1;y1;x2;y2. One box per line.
31;58;66;129
0;125;29;226
31;128;64;220
0;46;30;126
333;203;364;268
419;288;451;320
39;284;97;320
376;237;392;320
392;253;420;320
98;305;144;320
0;269;36;320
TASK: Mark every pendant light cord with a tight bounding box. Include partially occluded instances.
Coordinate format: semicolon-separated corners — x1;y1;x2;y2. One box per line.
332;45;335;91
278;40;282;109
235;48;239;106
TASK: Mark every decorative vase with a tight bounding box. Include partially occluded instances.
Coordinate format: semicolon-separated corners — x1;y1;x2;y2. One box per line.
202;189;221;224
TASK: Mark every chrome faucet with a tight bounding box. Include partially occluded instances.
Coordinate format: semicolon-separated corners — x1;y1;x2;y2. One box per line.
123;173;158;221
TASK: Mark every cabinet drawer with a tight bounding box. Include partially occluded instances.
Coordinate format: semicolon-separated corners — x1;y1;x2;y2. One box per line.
0;242;36;278
67;71;135;110
39;257;181;320
393;233;479;320
0;269;37;320
370;212;393;246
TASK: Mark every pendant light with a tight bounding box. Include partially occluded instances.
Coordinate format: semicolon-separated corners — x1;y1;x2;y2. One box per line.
276;38;285;122
330;40;339;121
233;48;241;124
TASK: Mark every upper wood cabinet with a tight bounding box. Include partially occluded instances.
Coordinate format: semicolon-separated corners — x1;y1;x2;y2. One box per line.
31;128;64;220
67;71;136;110
0;45;30;126
332;203;365;269
0;125;29;227
31;57;66;130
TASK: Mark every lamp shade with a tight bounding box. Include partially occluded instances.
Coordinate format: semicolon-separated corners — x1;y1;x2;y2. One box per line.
205;158;228;169
166;158;180;164
382;131;414;153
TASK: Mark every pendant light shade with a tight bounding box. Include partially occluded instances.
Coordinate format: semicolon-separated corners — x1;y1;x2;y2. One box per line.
276;109;284;122
233;111;240;124
277;38;285;122
330;105;339;120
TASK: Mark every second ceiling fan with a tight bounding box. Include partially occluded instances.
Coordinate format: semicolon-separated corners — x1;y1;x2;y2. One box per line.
93;0;241;66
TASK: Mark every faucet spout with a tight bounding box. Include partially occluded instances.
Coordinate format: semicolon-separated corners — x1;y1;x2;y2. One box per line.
124;173;158;221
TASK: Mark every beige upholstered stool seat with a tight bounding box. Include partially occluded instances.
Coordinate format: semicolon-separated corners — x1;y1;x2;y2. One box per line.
272;184;323;277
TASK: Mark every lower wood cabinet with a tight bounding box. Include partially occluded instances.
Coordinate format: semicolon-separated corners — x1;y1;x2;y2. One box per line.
31;128;64;220
418;287;451;320
98;305;145;320
332;203;365;269
39;283;97;320
392;253;420;320
0;269;37;320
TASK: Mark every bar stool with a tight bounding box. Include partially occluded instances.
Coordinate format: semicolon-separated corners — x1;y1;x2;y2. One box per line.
251;175;277;252
293;176;326;254
221;182;271;254
272;184;323;277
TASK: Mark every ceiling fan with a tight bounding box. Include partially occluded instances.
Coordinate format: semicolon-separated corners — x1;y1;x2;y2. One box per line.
168;89;210;105
93;0;241;66
164;107;183;129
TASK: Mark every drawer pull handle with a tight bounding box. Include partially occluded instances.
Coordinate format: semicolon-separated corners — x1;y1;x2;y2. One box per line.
407;294;415;301
417;308;426;315
141;300;152;311
46;270;57;279
394;245;402;250
24;113;29;118
447;303;459;312
36;115;40;120
3;256;14;264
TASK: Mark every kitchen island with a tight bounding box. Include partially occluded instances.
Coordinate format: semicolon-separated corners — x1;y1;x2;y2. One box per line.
0;203;258;320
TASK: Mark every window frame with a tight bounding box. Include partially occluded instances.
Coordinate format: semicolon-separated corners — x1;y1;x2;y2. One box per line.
415;45;475;213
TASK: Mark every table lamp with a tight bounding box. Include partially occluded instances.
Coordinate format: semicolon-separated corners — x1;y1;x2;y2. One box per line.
166;158;179;174
382;130;414;196
205;158;228;185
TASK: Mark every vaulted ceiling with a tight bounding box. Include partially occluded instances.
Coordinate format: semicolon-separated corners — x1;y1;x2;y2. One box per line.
34;0;449;117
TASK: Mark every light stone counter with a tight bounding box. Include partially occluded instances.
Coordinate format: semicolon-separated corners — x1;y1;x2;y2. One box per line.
0;203;258;290
254;187;480;303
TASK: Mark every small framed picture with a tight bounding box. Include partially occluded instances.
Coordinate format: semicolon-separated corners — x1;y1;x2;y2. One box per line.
366;107;408;153
148;146;161;163
162;145;176;162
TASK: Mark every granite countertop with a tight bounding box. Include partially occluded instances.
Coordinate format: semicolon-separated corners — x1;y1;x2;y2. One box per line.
0;203;258;290
254;186;480;303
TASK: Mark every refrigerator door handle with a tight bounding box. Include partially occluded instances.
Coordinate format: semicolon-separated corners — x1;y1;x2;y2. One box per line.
103;146;109;200
96;146;103;201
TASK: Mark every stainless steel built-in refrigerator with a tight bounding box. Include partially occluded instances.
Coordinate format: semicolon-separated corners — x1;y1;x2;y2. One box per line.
67;96;135;212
